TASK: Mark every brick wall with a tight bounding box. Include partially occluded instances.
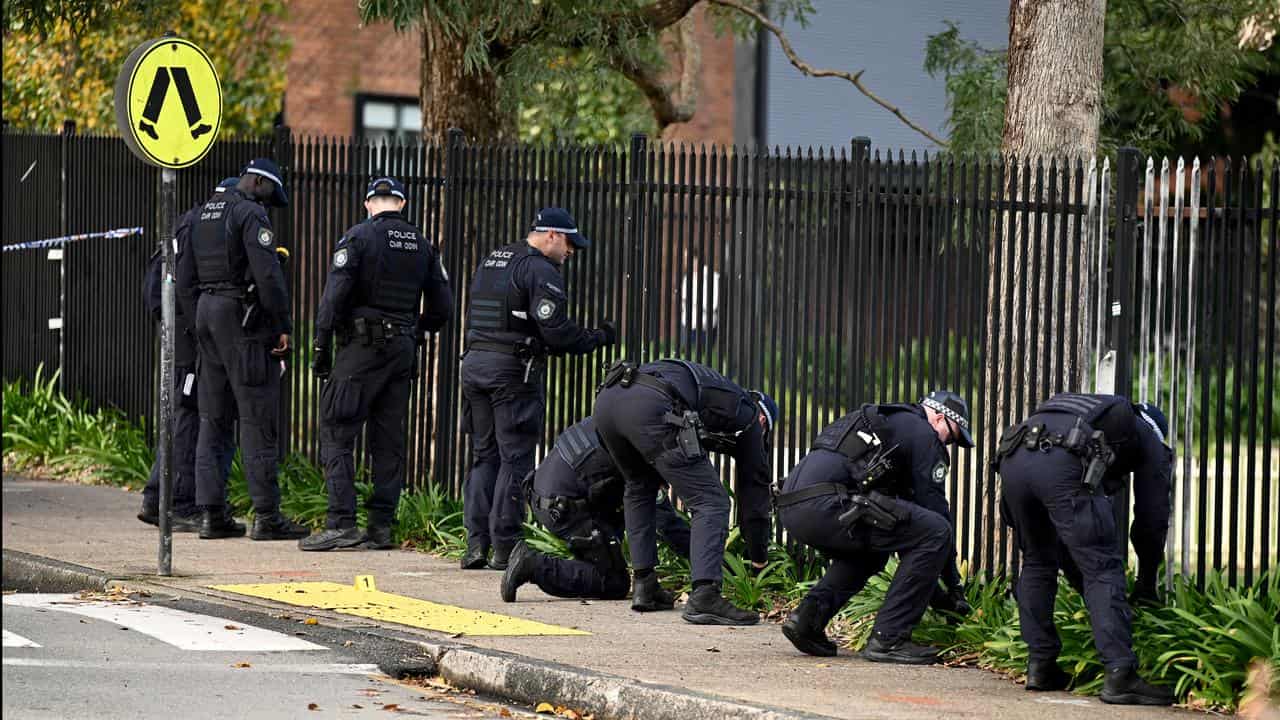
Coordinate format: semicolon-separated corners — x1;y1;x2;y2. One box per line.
660;5;737;146
282;0;420;138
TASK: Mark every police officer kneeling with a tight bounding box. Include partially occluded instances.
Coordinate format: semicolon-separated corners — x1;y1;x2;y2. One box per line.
994;394;1174;705
593;359;778;626
177;158;307;540
301;176;453;551
777;391;972;663
461;208;615;571
501;416;692;602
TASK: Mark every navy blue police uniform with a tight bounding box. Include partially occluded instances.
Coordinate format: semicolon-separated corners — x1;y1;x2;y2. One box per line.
994;393;1174;703
776;391;972;663
592;358;777;625
139;178;240;529
501;416;692;602
460;208;614;569
300;177;454;551
176;158;306;540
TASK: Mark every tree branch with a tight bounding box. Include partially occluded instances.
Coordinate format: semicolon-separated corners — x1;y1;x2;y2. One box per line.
708;0;949;147
613;14;701;128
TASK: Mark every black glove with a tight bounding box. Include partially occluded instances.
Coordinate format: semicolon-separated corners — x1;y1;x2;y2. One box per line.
311;344;332;381
599;320;617;345
949;586;972;617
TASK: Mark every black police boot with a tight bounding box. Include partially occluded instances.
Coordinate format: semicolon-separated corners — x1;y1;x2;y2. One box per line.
1128;578;1160;607
298;527;365;552
1025;659;1071;691
630;573;675;612
861;634;940;665
137;504;159;527
489;544;513;571
461;538;489;570
361;525;395;550
171;512;203;533
682;583;760;626
199;508;246;539
1100;666;1175;706
251;513;309;541
501;542;538;603
781;596;837;657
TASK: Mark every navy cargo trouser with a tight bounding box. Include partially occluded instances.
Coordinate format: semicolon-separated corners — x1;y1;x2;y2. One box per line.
319;333;415;530
593;382;730;584
780;483;951;643
999;447;1137;670
461;350;545;552
193;294;283;514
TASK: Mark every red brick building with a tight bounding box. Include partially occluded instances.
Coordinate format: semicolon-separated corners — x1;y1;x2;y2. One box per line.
280;1;755;145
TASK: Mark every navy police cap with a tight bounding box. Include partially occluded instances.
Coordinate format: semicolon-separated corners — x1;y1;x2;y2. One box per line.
244;158;289;208
532;207;589;249
366;176;407;202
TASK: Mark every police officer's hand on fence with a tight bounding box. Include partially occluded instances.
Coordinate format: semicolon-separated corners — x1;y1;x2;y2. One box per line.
311;343;332;381
272;333;291;357
599;320;617;345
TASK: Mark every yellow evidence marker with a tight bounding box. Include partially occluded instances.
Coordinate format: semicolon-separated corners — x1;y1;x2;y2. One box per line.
114;36;222;169
212;578;589;637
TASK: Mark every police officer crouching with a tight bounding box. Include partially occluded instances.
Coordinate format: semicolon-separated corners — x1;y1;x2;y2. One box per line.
300;176;454;551
177;158;308;540
140;177;240;531
501;416;692;602
593;358;778;626
461;208;615;570
994;394;1174;705
776;391;972;663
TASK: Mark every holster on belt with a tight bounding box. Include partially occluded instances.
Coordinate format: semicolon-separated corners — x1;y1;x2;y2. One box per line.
837;491;900;533
665;410;705;460
598;359;637;392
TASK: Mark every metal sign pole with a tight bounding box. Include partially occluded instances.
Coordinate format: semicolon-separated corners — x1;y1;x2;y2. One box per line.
157;167;177;576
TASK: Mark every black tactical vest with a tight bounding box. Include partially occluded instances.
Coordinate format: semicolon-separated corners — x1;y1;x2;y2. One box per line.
351;215;428;315
191;191;245;286
467;242;540;342
812;404;889;463
1033;393;1122;425
554;418;616;480
659;359;756;434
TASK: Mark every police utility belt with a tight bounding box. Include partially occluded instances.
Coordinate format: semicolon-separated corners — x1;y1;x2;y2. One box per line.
532;493;591;518
467;338;545;360
995;419;1116;493
339;317;416;347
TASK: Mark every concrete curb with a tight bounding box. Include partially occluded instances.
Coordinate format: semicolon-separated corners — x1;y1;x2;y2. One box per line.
2;548;117;593
1;548;835;720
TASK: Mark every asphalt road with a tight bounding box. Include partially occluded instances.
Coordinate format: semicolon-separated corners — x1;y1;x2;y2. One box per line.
2;591;537;720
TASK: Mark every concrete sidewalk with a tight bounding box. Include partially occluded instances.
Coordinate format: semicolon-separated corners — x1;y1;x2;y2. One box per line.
2;475;1187;720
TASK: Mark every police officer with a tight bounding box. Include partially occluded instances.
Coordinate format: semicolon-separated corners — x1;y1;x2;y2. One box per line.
461;208;615;570
501;416;692;602
177;157;307;541
994;394;1173;705
300;176;453;551
593;358;778;626
776;391;972;663
139;177;240;531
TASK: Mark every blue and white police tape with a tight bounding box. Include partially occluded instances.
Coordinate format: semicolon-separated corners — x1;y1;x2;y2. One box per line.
3;227;145;253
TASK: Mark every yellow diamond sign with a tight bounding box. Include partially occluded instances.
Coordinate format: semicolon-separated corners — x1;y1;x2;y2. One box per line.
114;36;222;169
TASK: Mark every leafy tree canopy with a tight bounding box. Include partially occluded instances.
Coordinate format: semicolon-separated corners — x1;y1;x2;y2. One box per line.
3;0;289;136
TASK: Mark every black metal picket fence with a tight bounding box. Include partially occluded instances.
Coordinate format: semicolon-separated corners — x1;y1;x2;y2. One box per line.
2;125;1276;586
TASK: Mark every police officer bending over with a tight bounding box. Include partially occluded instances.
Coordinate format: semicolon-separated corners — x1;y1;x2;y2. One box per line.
501;416;692;602
300;177;454;551
461;208;615;571
593;359;778;626
139;177;240;531
994;394;1173;705
777;391;972;664
176;158;307;541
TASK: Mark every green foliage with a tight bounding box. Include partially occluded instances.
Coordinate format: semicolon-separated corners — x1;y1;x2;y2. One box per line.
925;1;1280;156
517;58;658;144
2;0;289;134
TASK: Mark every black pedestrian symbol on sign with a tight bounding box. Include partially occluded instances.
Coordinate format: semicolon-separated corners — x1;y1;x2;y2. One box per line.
138;66;213;141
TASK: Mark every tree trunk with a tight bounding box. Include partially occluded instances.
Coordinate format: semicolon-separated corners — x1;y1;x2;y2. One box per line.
419;21;514;143
980;0;1107;575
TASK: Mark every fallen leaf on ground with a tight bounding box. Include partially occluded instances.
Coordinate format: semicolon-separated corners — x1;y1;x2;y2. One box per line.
307;703;319;711
705;647;720;653
380;703;400;711
224;625;241;630
535;702;556;713
499;710;512;718
816;663;830;668
352;705;363;709
343;640;354;647
304;618;319;625
232;662;251;668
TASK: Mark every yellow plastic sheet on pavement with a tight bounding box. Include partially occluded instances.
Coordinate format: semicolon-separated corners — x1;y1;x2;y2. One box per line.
211;580;589;637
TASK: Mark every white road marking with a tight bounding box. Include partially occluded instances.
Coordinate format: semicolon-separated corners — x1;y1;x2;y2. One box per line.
3;594;324;652
2;658;380;674
2;629;41;648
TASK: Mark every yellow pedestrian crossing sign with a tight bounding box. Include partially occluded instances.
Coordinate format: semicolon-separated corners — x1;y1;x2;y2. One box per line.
114;36;222;169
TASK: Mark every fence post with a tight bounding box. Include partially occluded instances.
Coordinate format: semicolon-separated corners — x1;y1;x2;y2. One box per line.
434;127;466;494
272;124;294;459
57;120;75;396
625;133;649;361
1111;146;1142;555
849;137;871;406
